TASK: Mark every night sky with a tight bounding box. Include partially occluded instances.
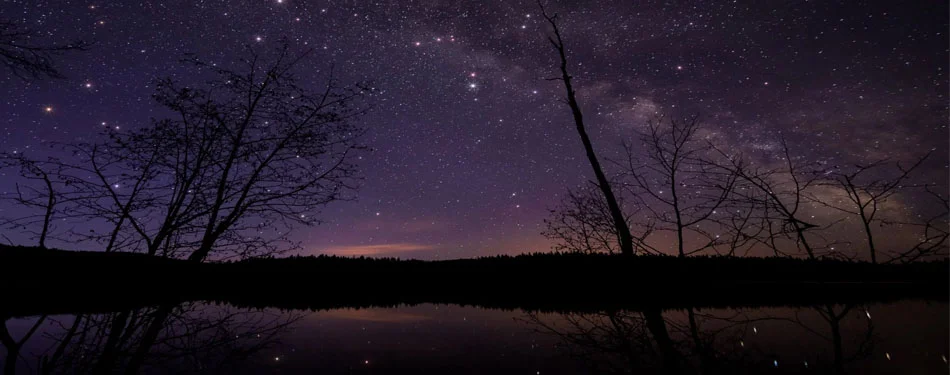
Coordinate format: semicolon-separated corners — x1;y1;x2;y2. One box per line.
1;0;947;259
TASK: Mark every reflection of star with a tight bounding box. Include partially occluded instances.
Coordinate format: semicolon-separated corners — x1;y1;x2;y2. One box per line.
44;106;53;113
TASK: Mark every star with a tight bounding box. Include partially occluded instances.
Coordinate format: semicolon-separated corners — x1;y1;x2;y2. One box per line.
43;106;53;113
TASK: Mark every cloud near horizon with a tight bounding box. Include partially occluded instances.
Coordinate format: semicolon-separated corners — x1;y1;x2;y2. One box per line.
320;242;437;256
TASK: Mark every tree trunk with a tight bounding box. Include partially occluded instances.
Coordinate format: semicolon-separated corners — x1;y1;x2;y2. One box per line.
124;305;174;375
544;14;634;256
643;308;681;374
859;212;877;263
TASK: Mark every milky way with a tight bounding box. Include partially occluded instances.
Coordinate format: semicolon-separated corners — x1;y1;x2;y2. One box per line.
1;0;947;258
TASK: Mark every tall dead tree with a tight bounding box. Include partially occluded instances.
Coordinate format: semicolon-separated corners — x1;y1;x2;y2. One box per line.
538;2;635;256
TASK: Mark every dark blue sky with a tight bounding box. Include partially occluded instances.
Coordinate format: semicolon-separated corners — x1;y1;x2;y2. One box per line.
1;0;947;258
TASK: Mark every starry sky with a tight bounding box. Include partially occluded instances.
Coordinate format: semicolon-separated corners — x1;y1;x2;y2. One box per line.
1;0;947;259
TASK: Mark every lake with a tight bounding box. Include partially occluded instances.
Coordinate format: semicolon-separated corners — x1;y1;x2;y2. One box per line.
2;299;947;374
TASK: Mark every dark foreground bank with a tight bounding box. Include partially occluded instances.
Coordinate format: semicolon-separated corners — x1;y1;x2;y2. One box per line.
2;245;946;316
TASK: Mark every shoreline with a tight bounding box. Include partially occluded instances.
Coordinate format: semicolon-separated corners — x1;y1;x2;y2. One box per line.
3;245;946;316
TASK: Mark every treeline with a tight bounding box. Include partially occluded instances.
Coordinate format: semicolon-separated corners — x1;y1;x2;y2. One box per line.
3;245;946;316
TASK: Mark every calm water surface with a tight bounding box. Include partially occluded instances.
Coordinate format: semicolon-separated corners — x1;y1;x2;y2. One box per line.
2;300;947;374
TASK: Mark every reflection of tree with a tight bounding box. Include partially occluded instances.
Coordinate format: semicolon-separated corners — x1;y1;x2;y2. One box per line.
524;309;689;374
0;314;46;375
524;304;877;374
789;304;876;374
1;304;298;374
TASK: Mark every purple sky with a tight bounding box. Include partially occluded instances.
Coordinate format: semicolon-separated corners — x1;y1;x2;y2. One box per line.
1;0;947;259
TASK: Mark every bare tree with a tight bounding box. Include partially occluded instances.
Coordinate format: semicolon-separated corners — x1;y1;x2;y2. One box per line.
812;155;929;263
0;20;90;80
537;2;635;256
884;186;949;263
0;42;370;262
56;43;370;262
160;45;368;262
712;138;832;260
710;179;770;257
619;115;738;257
0;154;73;248
543;184;657;255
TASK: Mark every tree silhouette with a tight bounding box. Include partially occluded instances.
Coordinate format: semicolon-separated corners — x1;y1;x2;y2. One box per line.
619;115;738;257
0;154;81;248
537;2;636;256
712;138;829;259
543;184;657;255
0;42;370;262
0;20;89;80
812;154;930;263
884;186;949;263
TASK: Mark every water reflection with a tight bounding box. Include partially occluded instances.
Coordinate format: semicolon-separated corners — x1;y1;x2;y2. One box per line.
523;305;879;374
1;304;297;374
2;301;946;374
